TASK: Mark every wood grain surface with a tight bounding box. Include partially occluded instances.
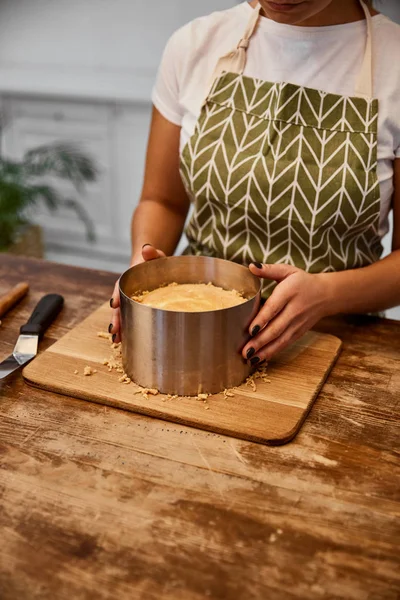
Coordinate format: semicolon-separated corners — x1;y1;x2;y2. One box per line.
23;302;342;445
0;255;399;600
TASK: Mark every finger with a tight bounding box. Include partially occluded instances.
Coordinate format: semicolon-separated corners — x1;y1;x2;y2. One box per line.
243;305;294;360
109;308;121;343
142;244;166;262
248;281;293;337
254;326;305;363
249;262;298;283
110;279;120;309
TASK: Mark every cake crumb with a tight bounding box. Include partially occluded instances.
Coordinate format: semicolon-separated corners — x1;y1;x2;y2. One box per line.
269;533;277;543
134;387;160;400
223;389;235;399
97;331;111;340
198;393;209;400
246;375;257;392
74;370;79;375
84;366;93;376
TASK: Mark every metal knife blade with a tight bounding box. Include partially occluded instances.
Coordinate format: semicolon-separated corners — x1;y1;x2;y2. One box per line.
0;294;64;380
0;335;38;378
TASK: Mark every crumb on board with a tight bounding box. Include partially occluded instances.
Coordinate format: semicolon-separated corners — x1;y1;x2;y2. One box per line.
245;365;271;392
97;331;111;340
223;389;235;399
246;376;257;392
134;387;160;400
269;533;277;543
74;370;79;375
84;366;94;376
134;388;159;396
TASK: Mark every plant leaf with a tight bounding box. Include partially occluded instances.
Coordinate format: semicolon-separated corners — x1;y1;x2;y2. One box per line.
23;142;99;190
63;198;96;243
28;184;65;212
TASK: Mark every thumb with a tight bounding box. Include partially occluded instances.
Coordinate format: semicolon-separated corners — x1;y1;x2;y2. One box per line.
142;244;166;262
249;262;299;283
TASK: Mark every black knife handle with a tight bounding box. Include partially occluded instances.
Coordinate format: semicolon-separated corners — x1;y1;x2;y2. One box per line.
20;294;64;338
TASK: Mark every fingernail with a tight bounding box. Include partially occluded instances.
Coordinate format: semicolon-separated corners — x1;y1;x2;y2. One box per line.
252;262;263;269
108;323;113;334
251;325;261;337
250;356;260;367
142;244;152;249
246;347;255;360
110;298;114;308
112;334;117;343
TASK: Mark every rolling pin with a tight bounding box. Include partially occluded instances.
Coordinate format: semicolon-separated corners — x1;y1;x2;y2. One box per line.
0;282;30;319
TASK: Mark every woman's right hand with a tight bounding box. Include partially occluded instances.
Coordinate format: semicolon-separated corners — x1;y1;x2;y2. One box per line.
109;244;166;342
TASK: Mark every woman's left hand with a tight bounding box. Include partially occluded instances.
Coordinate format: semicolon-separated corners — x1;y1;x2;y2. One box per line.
243;263;333;365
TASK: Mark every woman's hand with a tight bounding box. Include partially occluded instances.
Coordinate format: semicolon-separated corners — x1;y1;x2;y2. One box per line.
243;263;333;365
109;244;166;343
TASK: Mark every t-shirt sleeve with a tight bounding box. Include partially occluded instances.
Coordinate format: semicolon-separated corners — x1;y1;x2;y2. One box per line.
151;29;184;126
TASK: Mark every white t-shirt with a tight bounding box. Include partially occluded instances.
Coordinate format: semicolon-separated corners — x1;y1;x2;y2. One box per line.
152;1;400;238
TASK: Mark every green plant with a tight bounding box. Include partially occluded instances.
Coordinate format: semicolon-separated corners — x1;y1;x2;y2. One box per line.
0;142;99;250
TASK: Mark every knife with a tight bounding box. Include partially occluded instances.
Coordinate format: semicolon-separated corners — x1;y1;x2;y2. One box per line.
0;294;64;380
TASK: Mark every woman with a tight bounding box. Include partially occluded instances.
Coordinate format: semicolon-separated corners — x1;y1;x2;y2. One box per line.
110;0;400;367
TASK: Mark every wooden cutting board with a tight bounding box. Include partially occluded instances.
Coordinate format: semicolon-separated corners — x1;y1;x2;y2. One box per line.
23;302;342;445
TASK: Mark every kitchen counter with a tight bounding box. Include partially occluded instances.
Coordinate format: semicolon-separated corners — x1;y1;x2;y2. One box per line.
0;254;399;600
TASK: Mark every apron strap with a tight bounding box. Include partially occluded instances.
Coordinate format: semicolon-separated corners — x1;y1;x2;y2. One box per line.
354;0;374;99
202;2;262;104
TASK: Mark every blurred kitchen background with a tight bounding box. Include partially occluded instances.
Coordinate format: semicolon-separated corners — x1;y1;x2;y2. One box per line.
0;0;399;319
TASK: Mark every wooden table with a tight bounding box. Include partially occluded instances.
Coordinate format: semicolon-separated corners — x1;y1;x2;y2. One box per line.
0;255;399;600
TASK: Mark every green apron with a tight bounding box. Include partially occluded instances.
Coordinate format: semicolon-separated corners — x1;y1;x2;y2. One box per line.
180;0;382;297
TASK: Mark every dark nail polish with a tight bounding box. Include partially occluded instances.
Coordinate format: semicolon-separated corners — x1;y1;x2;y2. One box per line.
252;262;263;269
108;323;113;334
110;298;114;308
251;325;261;337
250;356;260;367
246;347;255;360
112;334;117;343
